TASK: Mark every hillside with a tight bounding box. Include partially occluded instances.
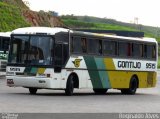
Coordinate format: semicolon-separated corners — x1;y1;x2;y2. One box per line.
1;0;29;9
0;2;30;32
0;0;64;32
61;15;160;41
23;10;64;27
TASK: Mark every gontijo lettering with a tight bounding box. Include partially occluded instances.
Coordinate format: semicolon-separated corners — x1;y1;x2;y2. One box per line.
118;61;141;69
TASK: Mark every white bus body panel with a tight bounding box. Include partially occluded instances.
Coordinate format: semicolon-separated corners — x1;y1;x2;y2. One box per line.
6;56;92;89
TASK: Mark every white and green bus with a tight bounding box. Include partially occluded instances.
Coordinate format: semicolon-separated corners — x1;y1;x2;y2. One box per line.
0;32;10;76
6;27;158;95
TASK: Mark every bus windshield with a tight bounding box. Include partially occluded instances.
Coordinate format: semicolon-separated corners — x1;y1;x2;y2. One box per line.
8;35;54;66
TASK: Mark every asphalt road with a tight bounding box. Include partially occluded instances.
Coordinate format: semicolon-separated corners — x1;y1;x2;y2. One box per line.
0;73;160;113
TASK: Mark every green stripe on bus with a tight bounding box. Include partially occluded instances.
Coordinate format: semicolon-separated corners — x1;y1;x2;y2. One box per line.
94;58;111;88
84;56;103;88
24;67;32;73
30;67;38;74
24;67;37;74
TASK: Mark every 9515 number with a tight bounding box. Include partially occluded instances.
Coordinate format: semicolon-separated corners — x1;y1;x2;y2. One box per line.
146;63;156;69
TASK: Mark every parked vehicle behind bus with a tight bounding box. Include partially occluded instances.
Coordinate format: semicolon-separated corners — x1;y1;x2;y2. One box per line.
6;27;158;95
0;32;10;76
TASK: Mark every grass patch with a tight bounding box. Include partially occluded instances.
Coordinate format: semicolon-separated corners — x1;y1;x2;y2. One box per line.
0;2;30;32
62;19;137;31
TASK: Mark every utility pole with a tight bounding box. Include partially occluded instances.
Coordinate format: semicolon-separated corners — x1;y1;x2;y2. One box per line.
134;17;141;31
134;17;139;24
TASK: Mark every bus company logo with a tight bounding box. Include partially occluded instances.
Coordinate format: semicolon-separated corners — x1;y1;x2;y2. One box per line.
72;59;82;68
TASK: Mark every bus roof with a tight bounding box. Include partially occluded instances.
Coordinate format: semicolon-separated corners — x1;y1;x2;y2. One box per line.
11;27;157;43
0;32;11;37
72;31;157;43
73;29;144;37
11;27;69;35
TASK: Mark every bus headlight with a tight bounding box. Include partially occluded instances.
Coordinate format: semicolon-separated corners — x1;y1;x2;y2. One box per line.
6;72;15;76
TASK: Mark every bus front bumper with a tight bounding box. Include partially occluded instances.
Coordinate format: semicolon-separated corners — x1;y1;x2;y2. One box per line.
6;76;56;89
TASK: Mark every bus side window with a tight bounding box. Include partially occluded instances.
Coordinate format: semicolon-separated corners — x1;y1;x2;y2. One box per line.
132;43;143;58
81;38;87;53
152;45;156;59
140;44;144;57
87;39;100;55
118;42;127;57
127;43;132;56
87;39;93;54
71;37;74;53
99;40;102;54
103;40;117;56
147;45;152;59
144;44;147;58
71;36;82;53
144;44;155;59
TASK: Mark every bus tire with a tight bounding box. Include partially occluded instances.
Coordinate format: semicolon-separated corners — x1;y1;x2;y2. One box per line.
93;89;108;94
121;76;138;95
65;75;74;96
29;88;37;94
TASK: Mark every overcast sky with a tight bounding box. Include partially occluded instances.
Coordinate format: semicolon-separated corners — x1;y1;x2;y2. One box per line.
23;0;160;27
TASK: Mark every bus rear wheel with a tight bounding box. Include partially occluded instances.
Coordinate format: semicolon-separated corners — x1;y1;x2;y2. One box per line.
65;75;74;96
93;89;108;94
121;77;138;95
29;88;37;95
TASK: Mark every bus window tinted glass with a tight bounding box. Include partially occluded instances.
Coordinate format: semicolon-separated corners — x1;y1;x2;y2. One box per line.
81;38;87;53
152;45;156;59
144;44;156;59
118;42;127;57
147;45;152;59
87;39;99;54
72;37;82;53
132;44;143;57
103;41;117;56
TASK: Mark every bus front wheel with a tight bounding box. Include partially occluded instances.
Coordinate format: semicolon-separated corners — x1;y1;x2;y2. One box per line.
29;88;37;95
65;75;74;96
121;77;138;95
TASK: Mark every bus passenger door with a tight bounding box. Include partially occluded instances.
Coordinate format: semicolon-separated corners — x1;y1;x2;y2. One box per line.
54;44;63;73
54;43;63;88
54;43;69;88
